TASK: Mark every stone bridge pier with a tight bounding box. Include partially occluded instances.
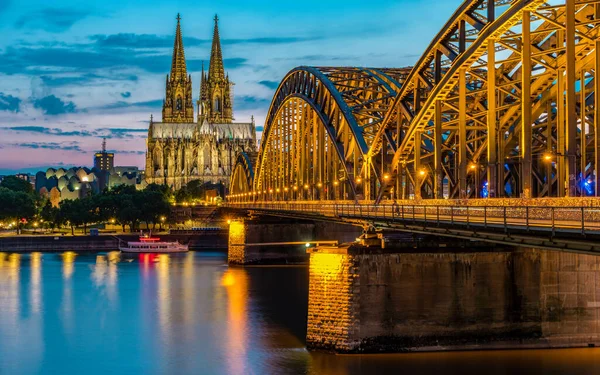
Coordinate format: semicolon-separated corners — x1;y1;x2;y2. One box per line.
306;244;600;353
227;217;362;265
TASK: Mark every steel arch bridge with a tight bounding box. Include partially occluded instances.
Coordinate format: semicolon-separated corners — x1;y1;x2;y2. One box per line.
230;0;600;204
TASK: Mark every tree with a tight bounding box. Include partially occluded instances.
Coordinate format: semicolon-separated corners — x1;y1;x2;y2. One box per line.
40;200;61;230
0;176;34;195
0;187;36;234
138;190;171;230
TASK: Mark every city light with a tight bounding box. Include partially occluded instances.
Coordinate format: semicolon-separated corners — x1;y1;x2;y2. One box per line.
304;184;309;190
419;169;427;176
469;163;477;171
383;174;390;181
356;177;362;184
544;153;553;162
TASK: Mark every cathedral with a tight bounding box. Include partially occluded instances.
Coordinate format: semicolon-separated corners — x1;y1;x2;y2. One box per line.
145;15;257;191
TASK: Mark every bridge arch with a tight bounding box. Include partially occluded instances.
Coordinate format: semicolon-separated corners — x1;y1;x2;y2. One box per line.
372;0;600;201
252;66;410;201
230;151;256;197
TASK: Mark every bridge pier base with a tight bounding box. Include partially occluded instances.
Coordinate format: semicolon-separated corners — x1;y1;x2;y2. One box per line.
307;244;600;353
227;218;362;265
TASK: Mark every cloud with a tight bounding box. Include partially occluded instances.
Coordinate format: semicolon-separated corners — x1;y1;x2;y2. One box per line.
258;80;279;90
89;33;321;49
2;125;148;139
11;141;83;152
5;126;92;136
235;95;270;111
98;128;147;139
15;8;90;33
97;99;163;110
39;73;138;88
0;93;21;112
120;92;131;98
0;45;248;75
32;95;76;115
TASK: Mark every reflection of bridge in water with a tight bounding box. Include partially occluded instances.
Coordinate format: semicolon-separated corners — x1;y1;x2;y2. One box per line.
223;0;600;353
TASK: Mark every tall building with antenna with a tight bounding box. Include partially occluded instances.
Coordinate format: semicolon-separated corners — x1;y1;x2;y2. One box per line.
94;138;114;172
145;14;257;190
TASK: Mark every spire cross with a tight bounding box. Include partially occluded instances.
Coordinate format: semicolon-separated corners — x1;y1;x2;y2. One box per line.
214;14;218;23
177;13;181;22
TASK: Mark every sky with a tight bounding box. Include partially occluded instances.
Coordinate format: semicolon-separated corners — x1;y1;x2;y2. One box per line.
0;0;462;174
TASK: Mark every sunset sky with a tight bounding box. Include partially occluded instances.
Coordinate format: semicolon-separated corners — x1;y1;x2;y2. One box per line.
0;0;461;174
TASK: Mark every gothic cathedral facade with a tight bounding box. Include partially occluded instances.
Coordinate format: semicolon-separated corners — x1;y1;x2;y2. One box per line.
145;15;257;191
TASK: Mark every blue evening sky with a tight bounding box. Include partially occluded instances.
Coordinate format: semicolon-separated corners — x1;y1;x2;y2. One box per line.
0;0;461;174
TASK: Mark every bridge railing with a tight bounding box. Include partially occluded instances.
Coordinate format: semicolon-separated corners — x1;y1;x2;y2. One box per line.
226;202;600;235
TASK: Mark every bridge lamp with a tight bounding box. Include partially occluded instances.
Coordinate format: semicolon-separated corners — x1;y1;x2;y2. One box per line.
419;169;427;177
543;153;553;162
333;181;339;186
305;242;311;248
227;220;232;225
317;182;323;188
356;177;362;184
469;163;477;171
269;189;274;193
304;184;309;190
284;187;289;192
293;186;298;191
276;188;280;193
383;174;390;181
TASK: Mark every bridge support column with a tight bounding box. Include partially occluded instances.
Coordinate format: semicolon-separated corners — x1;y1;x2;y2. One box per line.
228;219;362;265
307;245;600;353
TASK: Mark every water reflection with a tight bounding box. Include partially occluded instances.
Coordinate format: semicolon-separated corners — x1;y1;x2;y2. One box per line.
0;250;599;375
30;252;42;314
222;268;249;375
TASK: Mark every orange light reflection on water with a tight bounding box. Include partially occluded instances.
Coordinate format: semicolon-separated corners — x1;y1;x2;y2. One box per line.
221;268;249;375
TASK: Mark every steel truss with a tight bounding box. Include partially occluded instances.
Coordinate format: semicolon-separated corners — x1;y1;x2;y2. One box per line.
250;66;409;201
230;0;600;205
230;151;256;195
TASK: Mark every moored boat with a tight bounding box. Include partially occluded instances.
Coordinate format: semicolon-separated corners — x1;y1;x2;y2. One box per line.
119;236;188;253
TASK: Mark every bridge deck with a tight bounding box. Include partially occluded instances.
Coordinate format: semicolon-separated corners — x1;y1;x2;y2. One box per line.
226;202;600;253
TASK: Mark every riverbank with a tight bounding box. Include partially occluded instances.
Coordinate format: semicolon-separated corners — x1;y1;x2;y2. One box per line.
0;232;228;252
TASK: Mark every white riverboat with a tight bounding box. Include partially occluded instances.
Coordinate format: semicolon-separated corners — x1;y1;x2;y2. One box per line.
119;236;188;253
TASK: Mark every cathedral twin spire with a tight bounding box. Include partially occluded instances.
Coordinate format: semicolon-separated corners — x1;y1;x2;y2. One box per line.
162;13;194;123
161;13;232;125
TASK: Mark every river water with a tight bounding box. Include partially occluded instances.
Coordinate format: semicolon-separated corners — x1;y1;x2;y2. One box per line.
1;251;599;375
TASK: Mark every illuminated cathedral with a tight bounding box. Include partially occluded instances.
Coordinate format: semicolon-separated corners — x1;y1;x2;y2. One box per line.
145;14;257;190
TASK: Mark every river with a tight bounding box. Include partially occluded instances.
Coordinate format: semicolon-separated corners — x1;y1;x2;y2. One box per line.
1;251;599;374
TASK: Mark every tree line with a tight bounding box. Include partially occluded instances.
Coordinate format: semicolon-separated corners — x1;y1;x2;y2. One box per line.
0;176;172;234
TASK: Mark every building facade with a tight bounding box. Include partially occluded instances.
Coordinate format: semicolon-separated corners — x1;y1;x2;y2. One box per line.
94;138;115;172
145;15;256;191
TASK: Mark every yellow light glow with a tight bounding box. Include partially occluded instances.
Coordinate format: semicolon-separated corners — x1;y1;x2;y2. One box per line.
419;169;426;176
544;153;553;162
293;186;298;191
317;182;323;188
469;163;477;170
304;184;309;189
383;174;390;181
356;177;362;184
333;181;339;186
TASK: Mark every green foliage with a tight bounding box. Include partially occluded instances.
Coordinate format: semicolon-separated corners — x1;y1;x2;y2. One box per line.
1;182;173;234
0;187;37;223
0;176;34;195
